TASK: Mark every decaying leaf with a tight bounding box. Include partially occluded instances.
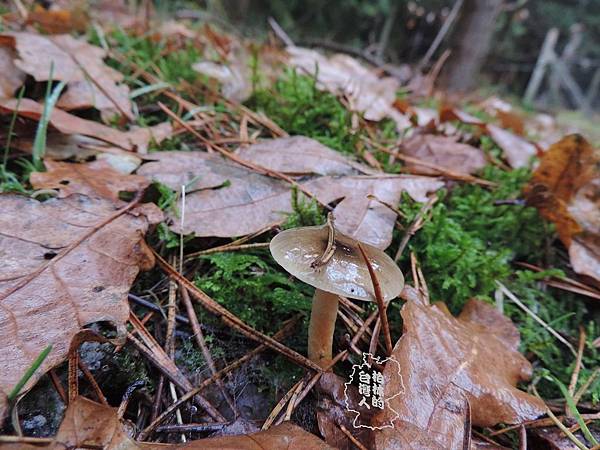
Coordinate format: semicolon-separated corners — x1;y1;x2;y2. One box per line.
138;141;443;248
0;98;171;153
487;124;538;169
31;160;150;201
524;134;600;282
236;136;371;176
7;396;333;450
374;287;545;449
0;32;133;120
0;195;161;418
193;59;251;103
286;47;414;132
401;134;487;175
0;47;25;99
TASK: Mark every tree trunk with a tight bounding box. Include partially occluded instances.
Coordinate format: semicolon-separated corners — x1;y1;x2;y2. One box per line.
440;0;504;92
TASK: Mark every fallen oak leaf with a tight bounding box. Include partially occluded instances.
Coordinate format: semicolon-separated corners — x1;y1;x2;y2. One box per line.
524;134;600;282
0;47;25;99
0;194;162;418
400;133;487;176
137;147;443;249
487;124;539;169
4;396;334;449
0;32;133;120
0;98;172;153
374;288;545;449
31;160;150;201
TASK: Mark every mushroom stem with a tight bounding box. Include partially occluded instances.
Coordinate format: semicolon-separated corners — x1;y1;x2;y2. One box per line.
308;289;339;369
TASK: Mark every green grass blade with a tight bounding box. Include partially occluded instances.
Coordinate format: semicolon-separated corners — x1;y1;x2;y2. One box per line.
8;345;53;401
32;63;67;170
551;375;599;446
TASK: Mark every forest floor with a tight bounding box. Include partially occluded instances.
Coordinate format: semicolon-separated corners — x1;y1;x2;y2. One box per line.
0;3;599;450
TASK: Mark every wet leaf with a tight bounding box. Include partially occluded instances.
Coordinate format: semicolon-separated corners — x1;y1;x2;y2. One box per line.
401;134;487;175
524;134;600;282
0;98;171;153
0;32;133;120
487;124;538;169
31;160;150;201
138;145;442;248
374;288;545;449
0;195;161;417
7;396;333;449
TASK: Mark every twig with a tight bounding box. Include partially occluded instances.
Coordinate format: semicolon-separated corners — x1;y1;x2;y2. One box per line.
128;293;190;325
139;318;299;439
395;194;438;261
339;424;368;450
496;281;577;356
268;17;294;47
357;243;393;356
78;359;107;406
419;0;464;69
574;369;600;405
153;250;322;372
158;102;330;211
568;327;587;416
156;422;228;433
185;224;277;260
180;284;237;415
189;243;270;257
262;379;304;430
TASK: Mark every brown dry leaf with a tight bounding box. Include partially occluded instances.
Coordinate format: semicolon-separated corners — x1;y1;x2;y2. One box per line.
374;288;545;449
487;124;538;169
193;59;252;103
0;195;161;418
0;98;171;153
236;136;372;176
287;47;412;132
25;4;89;34
0;47;25;98
401;134;487;175
0;32;133;120
8;396;333;450
31;160;150;201
137;146;443;248
524;134;600;282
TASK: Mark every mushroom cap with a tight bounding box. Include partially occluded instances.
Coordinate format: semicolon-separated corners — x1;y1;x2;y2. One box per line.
270;224;404;302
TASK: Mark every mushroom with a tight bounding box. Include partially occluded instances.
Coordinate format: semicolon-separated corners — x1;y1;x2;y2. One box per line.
270;216;404;368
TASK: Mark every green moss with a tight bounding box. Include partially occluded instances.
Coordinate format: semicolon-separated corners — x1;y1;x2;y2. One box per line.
248;69;359;154
194;251;313;334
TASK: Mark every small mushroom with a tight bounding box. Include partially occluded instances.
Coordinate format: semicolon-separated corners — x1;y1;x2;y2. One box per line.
270;219;404;369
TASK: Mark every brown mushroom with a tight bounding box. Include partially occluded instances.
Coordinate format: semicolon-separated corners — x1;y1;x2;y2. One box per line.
270;219;404;369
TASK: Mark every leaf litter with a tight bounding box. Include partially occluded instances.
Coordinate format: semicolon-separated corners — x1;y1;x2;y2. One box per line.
0;4;598;450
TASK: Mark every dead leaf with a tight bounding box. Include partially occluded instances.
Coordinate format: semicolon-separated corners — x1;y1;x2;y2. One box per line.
524;134;600;282
401;134;487;175
236;136;372;176
193;59;252;103
137;148;443;248
0;47;25;98
374;289;545;449
0;195;161;418
530;425;600;450
25;4;88;34
7;396;334;450
31;160;150;201
0;32;133;120
0;98;171;153
287;47;411;132
487;124;538;169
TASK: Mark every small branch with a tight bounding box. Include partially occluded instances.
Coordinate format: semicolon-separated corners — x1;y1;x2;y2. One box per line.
395;194;438;262
357;242;394;356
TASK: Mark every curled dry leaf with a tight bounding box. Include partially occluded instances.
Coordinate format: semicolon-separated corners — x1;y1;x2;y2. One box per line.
524;134;600;282
401;134;487;176
7;396;334;450
0;98;171;153
31;160;150;201
193;59;252;103
137;141;443;248
0;195;161;418
374;288;545;449
0;32;133;120
487;124;538;169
